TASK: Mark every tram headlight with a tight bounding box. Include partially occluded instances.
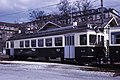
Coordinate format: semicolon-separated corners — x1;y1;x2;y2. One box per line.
116;51;118;53
56;49;60;52
31;48;36;51
91;49;94;52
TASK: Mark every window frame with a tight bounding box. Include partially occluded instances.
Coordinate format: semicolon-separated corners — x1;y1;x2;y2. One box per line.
20;41;24;48
89;34;96;45
45;38;52;47
38;39;44;47
80;34;87;45
25;40;30;47
6;42;9;48
31;39;36;47
55;37;63;46
10;41;14;48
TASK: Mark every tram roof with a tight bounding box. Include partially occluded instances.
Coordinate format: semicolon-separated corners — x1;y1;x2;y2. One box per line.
8;25;96;41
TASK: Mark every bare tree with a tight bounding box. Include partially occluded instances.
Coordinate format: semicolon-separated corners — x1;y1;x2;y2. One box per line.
74;0;93;12
29;9;46;28
30;9;46;21
74;0;94;21
57;0;71;15
57;0;73;24
81;0;93;11
74;0;82;12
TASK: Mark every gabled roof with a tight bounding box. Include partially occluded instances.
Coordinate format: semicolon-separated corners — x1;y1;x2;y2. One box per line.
38;21;61;32
77;17;119;28
9;25;91;41
104;17;119;28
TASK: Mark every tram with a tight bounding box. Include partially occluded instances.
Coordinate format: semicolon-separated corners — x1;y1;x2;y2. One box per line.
6;23;106;64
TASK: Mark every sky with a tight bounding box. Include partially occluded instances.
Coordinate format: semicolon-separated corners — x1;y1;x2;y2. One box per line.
0;0;120;23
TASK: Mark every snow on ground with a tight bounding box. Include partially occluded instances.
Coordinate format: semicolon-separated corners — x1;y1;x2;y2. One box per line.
0;60;120;80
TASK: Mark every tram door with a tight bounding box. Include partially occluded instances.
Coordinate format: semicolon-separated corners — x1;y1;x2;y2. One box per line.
10;41;14;57
64;34;75;60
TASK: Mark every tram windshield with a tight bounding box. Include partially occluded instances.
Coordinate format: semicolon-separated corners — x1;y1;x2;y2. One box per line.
89;35;96;45
80;34;87;45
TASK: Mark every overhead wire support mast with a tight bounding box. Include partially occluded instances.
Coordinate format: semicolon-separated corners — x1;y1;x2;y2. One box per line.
101;0;109;63
101;0;104;27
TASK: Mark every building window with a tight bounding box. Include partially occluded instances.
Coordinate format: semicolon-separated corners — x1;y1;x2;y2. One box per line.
89;35;96;45
5;27;9;30
88;15;93;21
55;37;62;46
45;38;52;46
105;13;109;18
80;34;87;45
10;27;14;30
0;35;2;38
25;40;30;47
11;41;14;48
96;15;100;19
93;15;96;20
10;32;13;34
20;41;24;47
38;39;44;47
31;40;36;47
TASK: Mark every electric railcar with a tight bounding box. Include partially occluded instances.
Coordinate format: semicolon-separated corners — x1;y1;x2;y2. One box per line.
6;24;106;64
109;27;120;63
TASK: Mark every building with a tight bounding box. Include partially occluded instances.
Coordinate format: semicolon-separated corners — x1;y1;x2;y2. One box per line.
25;7;120;29
0;22;20;53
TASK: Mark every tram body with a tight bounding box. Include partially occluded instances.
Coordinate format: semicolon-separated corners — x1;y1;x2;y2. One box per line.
6;25;106;63
109;27;120;63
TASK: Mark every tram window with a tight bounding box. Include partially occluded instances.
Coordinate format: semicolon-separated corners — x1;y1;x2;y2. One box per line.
98;35;104;45
89;35;96;45
101;36;104;45
111;33;120;44
115;35;120;44
98;35;100;44
20;41;24;47
65;36;69;45
10;41;14;48
80;35;87;45
6;42;9;48
38;39;44;47
31;40;36;47
55;37;62;46
70;36;74;45
111;35;115;44
72;36;74;45
25;40;30;47
46;38;52;46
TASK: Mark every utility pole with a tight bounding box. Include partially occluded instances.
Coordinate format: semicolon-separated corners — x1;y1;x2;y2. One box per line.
70;6;73;25
101;0;104;27
101;0;109;63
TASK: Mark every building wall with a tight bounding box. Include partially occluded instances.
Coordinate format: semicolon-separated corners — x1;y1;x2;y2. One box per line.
0;25;19;53
25;8;120;29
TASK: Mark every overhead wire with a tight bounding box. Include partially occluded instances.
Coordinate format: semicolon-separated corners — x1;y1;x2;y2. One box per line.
0;3;59;18
0;0;100;18
0;0;119;20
